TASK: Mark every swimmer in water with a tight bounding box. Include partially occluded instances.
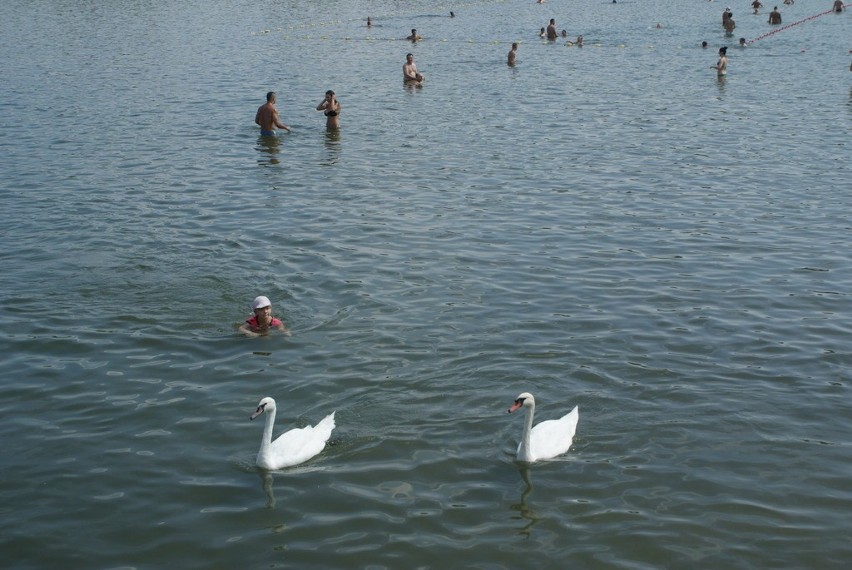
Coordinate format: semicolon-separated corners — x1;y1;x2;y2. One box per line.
239;296;290;337
752;0;763;14
546;19;558;41
407;28;422;42
738;37;747;47
255;91;290;136
316;90;340;129
403;53;425;82
713;46;728;76
508;42;518;66
768;7;782;24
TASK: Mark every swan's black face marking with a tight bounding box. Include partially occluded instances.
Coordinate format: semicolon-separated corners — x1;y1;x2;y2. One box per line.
515;397;526;405
507;397;526;413
250;402;268;421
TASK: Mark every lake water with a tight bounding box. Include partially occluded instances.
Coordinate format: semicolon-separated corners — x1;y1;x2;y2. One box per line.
1;0;851;568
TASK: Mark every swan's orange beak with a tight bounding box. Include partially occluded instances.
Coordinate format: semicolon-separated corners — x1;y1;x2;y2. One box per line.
508;400;523;413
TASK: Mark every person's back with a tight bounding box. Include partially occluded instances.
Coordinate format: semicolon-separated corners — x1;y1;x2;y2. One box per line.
768;7;781;24
255;91;290;134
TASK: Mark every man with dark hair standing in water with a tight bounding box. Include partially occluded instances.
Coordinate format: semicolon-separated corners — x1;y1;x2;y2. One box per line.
255;92;290;136
403;53;425;82
768;6;782;24
546;19;558;40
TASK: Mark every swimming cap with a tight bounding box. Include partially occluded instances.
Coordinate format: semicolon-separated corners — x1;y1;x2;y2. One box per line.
251;296;271;310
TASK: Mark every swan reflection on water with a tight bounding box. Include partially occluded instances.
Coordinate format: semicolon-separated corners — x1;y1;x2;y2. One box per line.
510;464;541;538
260;470;276;509
256;463;337;510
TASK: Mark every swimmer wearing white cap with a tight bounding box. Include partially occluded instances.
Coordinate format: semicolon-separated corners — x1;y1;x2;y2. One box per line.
239;296;290;337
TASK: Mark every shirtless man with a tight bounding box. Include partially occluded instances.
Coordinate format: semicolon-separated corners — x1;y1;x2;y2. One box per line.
546;19;558;41
403;53;424;82
407;28;422;42
724;15;736;34
255;91;290;135
768;7;782;24
508;42;518;65
833;0;844;12
751;1;763;14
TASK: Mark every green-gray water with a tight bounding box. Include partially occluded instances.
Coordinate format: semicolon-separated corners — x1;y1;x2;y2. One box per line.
1;0;851;568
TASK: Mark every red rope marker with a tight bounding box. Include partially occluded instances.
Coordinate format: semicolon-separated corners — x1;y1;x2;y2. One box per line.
748;3;850;44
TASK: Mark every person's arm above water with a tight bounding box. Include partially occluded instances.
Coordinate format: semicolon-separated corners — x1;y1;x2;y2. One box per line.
272;108;291;132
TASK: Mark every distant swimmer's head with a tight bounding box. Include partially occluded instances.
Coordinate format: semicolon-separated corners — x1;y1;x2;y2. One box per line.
719;46;728;55
702;41;708;48
739;37;747;46
266;91;276;103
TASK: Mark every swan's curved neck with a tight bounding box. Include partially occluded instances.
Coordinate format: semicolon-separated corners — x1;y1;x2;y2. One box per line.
259;407;276;457
520;401;535;459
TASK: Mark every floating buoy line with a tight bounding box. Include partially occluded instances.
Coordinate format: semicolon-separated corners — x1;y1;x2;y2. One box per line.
748;3;849;44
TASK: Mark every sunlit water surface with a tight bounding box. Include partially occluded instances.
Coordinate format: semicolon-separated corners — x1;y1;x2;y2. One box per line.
1;0;851;568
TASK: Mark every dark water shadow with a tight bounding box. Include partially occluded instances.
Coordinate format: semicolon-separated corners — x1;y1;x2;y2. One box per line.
256;134;282;166
323;129;341;165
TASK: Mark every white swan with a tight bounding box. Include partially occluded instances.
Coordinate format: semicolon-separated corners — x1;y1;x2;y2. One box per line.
507;392;579;462
250;397;336;469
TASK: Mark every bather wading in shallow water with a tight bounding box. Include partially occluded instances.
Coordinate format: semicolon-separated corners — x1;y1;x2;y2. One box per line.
403;53;425;83
316;90;340;129
255;91;290;136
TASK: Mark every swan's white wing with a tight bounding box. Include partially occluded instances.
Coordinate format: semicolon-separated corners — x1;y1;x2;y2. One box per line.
268;412;336;469
528;405;578;461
